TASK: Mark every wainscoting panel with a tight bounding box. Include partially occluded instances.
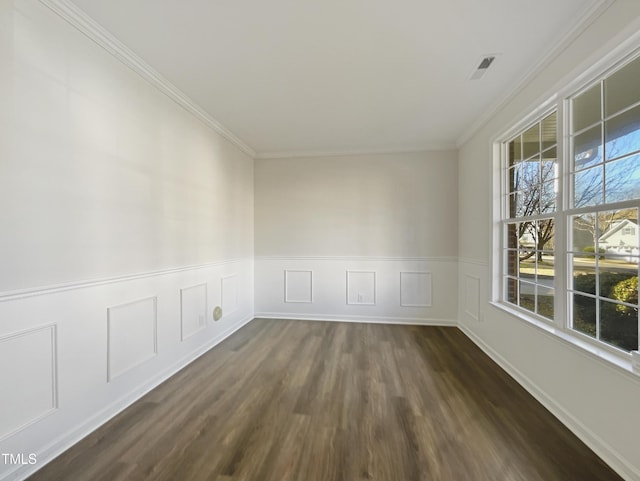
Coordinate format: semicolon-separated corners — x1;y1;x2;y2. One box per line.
0;325;57;441
284;270;313;303
0;258;253;481
180;284;208;341
465;274;481;321
107;297;157;381
221;274;239;316
458;259;488;323
346;271;376;305
400;271;432;307
255;257;457;324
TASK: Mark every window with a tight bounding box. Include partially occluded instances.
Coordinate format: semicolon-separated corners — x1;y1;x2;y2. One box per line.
568;55;640;352
499;52;640;355
503;113;558;321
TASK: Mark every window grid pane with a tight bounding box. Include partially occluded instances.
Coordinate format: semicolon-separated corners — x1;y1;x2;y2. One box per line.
573;83;601;133
604;55;640;118
567;209;639;351
503;217;556;321
605;104;640;162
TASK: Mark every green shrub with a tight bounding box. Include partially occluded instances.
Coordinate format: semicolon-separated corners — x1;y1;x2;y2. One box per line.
612;276;638;314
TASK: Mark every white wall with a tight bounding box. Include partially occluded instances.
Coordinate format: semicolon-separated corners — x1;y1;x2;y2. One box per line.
0;1;254;480
254;152;458;323
6;0;639;479
458;2;640;480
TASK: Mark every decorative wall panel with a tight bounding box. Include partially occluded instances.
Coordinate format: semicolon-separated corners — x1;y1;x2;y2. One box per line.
107;297;157;381
180;283;208;340
284;270;313;303
221;275;239;315
400;272;432;307
0;324;57;440
346;271;376;305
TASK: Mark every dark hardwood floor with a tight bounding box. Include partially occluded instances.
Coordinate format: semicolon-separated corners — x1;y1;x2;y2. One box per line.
29;319;622;481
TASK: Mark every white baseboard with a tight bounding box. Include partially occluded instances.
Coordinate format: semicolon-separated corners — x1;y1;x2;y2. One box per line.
254;312;457;326
457;323;640;481
8;315;254;481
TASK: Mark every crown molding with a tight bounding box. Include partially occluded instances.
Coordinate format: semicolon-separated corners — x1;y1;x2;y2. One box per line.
37;0;612;160
492;9;640;150
38;0;256;158
255;144;457;160
455;0;614;148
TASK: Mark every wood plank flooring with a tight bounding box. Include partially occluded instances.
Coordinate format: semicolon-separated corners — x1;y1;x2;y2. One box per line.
29;319;622;481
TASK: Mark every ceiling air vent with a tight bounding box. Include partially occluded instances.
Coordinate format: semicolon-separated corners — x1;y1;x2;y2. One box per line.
470;55;497;80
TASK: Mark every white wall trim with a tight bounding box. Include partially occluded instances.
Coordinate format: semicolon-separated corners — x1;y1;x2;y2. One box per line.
37;0;255;158
9;315;255;481
254;145;456;160
254;313;456;326
0;324;58;443
256;255;458;263
458;257;489;267
455;0;614;148
554;19;640;106
458;323;640;481
0;258;248;302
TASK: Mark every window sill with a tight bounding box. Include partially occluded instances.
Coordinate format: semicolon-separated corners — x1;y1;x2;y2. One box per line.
489;301;640;382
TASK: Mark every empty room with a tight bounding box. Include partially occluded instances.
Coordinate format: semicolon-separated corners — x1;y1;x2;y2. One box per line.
1;0;640;480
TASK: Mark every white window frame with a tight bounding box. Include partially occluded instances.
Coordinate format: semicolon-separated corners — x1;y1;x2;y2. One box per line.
491;33;640;373
498;106;562;327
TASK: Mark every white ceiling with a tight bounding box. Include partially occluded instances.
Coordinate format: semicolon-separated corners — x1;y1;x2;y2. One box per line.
68;0;603;157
